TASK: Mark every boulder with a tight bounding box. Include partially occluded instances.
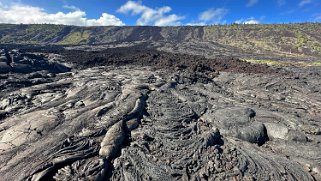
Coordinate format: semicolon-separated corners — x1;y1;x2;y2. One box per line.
11;63;34;73
99;120;126;158
0;110;7;119
264;123;289;140
203;107;268;145
0;55;8;63
235;122;268;145
0;62;11;74
264;123;308;143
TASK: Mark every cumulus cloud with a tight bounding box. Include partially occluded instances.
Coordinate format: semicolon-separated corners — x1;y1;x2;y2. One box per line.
299;0;312;7
235;17;260;24
117;1;184;26
0;3;125;26
246;0;258;7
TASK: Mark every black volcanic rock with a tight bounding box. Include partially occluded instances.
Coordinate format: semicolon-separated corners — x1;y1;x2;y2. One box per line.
0;46;320;181
0;62;11;73
0;48;71;74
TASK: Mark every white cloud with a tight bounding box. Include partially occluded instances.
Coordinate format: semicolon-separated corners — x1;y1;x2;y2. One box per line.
315;14;321;21
186;22;206;26
199;8;228;22
277;0;286;6
235;17;260;24
63;5;80;11
117;1;184;26
299;0;312;7
0;3;125;26
246;0;258;7
188;8;228;25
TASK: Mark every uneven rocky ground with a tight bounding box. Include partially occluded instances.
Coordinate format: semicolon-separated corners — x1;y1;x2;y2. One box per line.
0;46;321;181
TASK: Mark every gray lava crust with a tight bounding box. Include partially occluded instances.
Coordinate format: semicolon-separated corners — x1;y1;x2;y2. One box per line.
0;46;321;181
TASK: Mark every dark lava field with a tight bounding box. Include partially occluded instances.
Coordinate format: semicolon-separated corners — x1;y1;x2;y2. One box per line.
1;30;321;180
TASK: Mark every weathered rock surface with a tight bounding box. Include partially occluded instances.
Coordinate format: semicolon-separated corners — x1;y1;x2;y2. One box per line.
0;62;11;73
0;49;70;74
0;47;320;181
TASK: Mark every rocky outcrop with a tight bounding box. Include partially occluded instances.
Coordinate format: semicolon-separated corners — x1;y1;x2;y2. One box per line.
0;49;71;74
99;120;126;158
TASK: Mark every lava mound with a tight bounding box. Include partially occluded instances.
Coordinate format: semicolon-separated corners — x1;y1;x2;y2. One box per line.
0;48;70;74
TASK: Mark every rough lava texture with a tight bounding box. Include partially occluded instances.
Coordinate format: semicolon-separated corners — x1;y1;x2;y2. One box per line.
0;46;321;181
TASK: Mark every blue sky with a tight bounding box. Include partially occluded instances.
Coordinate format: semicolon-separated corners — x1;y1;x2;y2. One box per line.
0;0;321;26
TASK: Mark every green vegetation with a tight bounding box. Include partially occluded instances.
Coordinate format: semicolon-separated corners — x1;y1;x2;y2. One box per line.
298;61;321;67
203;23;321;58
245;59;321;67
0;24;65;44
0;23;321;61
57;30;91;45
244;59;284;66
